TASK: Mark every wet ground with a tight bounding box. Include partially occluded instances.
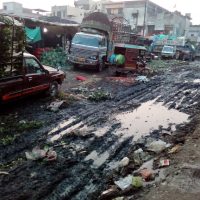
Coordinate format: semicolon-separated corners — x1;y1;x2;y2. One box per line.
1;60;200;200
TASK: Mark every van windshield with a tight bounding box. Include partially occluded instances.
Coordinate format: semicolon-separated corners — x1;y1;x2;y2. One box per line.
72;34;100;47
163;46;173;52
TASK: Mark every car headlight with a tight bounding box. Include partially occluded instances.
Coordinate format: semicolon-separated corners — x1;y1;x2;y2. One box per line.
89;55;98;60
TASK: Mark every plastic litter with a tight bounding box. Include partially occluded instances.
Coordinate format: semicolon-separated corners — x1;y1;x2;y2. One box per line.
132;176;143;188
119;157;130;167
147;140;171;153
25;146;57;161
25;146;47;160
114;175;133;190
76;76;87;81
135;76;149;83
47;101;65;112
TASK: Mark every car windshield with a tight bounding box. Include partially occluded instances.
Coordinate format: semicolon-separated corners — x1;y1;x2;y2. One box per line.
72;34;100;47
163;46;173;52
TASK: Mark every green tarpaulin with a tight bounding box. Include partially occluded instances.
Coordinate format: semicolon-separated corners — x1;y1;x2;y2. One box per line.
25;26;41;43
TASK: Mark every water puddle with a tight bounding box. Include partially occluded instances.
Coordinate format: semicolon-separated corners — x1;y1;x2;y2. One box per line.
114;99;189;141
193;79;200;83
48;117;76;135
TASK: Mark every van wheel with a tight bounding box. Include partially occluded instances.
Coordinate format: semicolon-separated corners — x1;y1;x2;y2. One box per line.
97;61;104;72
48;81;58;97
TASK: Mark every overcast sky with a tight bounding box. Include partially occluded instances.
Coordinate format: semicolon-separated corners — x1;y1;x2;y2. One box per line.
0;0;199;24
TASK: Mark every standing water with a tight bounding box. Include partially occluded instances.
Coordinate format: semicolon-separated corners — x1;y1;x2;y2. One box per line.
114;99;189;140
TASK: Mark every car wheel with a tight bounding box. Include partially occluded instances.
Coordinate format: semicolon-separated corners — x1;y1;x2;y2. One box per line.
73;63;79;70
175;52;180;60
182;55;186;61
49;81;58;97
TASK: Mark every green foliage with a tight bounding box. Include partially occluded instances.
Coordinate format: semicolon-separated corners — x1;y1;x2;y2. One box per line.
0;15;25;78
0;118;43;135
41;48;70;68
0;135;17;145
88;90;112;102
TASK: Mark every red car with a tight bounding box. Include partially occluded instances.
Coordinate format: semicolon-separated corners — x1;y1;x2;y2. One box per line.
0;53;65;102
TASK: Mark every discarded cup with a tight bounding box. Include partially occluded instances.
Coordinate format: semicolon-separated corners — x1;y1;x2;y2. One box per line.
159;159;170;167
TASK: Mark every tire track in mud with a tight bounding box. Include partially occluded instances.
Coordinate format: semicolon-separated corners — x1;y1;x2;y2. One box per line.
1;65;200;200
44;76;200;199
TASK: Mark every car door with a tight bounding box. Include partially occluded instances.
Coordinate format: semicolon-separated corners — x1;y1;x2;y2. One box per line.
23;57;50;96
0;59;24;101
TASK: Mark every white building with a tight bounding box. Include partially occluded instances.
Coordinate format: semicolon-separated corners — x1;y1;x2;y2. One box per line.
1;2;44;19
102;0;191;37
51;5;85;23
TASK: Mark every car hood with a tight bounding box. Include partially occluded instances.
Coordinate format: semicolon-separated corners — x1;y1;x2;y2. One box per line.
43;65;58;72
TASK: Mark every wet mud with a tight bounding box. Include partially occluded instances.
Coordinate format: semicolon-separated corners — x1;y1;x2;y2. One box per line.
1;62;200;199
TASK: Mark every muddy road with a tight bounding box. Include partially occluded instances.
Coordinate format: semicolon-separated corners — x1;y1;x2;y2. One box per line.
1;61;200;200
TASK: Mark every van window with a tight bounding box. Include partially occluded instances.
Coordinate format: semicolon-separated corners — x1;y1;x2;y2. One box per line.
162;46;173;52
25;58;43;74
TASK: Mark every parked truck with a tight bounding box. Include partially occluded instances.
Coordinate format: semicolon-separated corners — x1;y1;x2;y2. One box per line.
68;12;112;71
0;15;65;102
68;12;137;72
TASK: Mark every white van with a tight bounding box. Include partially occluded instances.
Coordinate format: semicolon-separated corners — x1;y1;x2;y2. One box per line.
161;45;176;59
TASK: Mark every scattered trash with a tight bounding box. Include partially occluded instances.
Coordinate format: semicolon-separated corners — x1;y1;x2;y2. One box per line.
113;197;124;200
119;157;130;167
45;150;57;161
135;76;149;83
114;175;143;190
134;148;143;154
100;186;119;199
76;75;87;81
47;100;65;112
25;146;47;160
25;146;57;161
132;176;143;188
0;171;9;175
159;159;170;168
139;169;154;181
114;175;133;190
168;144;181;154
146;140;171;153
19;120;26;124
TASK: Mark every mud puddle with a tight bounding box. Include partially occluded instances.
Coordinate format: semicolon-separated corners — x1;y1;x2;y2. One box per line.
113;99;189;141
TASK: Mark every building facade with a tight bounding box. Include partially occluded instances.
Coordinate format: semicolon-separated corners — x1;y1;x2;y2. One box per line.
51;5;85;23
102;0;191;37
187;25;200;43
1;2;43;19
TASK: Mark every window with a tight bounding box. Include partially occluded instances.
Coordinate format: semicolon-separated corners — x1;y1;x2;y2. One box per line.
3;6;7;10
25;58;43;74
